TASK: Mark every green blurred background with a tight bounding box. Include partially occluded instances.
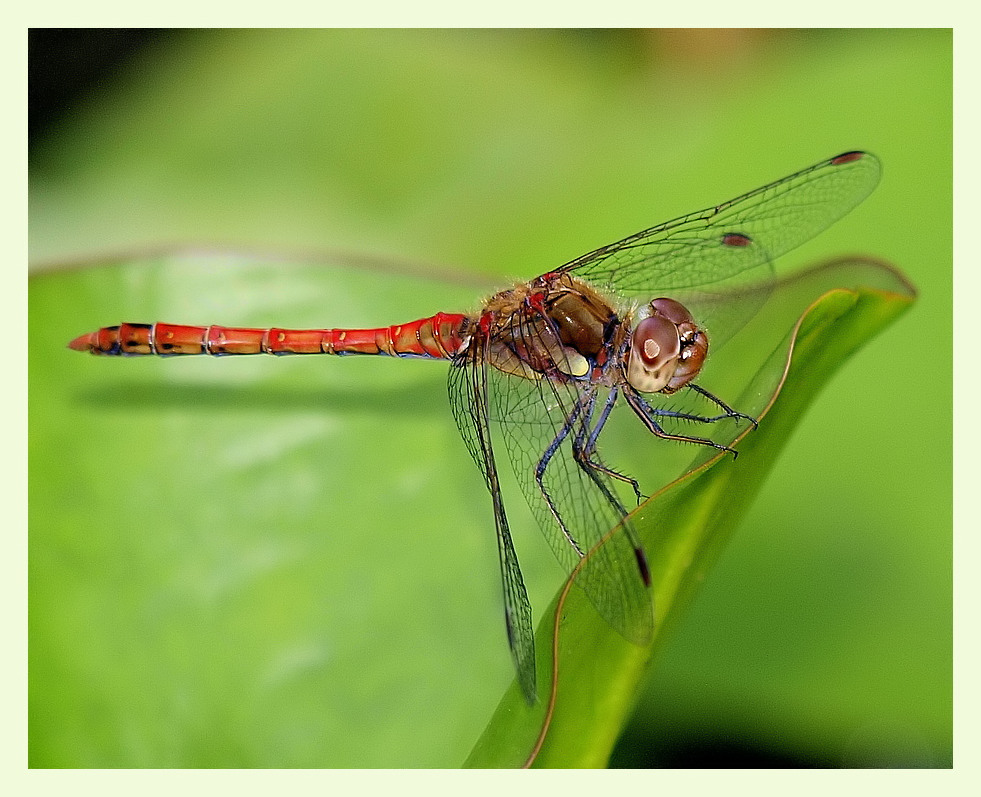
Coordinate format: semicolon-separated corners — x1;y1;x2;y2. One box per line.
29;29;951;767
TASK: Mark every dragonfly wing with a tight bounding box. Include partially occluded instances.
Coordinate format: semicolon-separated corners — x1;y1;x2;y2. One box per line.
447;343;537;702
560;151;881;296
484;316;654;644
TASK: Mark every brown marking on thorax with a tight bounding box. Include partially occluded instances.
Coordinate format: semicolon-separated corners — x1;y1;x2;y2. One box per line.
478;272;628;384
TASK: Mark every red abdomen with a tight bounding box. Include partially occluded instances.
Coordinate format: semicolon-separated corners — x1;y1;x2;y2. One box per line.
69;314;472;360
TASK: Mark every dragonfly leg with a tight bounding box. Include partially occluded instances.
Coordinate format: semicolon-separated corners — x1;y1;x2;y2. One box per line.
573;387;646;505
639;406;745;424
532;385;651;589
687;383;758;427
533;397;588;558
623;386;741;458
637;389;755;426
531;388;636;510
568;387;651;586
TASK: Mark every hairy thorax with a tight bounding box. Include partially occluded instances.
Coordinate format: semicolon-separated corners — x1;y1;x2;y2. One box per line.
478;271;707;396
478;272;625;385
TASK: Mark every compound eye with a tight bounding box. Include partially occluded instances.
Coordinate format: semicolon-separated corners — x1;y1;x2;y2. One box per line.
669;327;708;390
649;297;695;327
625;314;681;393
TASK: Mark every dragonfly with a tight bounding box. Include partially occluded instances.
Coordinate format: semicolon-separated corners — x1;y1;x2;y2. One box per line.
70;151;881;703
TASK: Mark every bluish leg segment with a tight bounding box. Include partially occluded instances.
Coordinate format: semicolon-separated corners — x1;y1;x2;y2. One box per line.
534;396;587;557
624;387;739;457
687;383;758;427
574;387;645;505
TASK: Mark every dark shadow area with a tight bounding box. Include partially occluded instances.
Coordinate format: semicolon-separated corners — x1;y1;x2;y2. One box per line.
29;28;179;151
609;728;835;768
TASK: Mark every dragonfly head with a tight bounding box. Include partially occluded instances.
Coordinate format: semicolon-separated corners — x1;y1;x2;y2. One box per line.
625;298;707;394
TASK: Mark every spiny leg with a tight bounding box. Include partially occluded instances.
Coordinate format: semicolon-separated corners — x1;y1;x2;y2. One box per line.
636;396;753;426
623;387;741;457
568;386;651;587
533;393;589;558
686;382;758;427
573;386;646;506
568;389;635;515
532;384;649;587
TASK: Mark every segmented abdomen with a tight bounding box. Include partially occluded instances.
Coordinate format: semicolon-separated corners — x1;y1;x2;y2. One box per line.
69;314;472;359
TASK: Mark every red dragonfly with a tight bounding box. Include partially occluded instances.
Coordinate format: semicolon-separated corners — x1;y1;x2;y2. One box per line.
70;151;881;702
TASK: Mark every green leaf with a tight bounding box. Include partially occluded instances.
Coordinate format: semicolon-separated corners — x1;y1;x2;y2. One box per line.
464;257;916;768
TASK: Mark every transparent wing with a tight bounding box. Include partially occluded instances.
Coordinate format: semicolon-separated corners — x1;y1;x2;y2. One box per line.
486;313;654;646
447;342;537;703
557;151;881;296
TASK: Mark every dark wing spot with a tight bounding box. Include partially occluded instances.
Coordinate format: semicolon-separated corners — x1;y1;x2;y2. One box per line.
634;546;652;587
721;232;753;247
831;151;865;165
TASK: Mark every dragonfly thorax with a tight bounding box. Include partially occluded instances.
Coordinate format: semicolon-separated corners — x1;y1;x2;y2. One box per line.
480;272;620;383
624;297;707;395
